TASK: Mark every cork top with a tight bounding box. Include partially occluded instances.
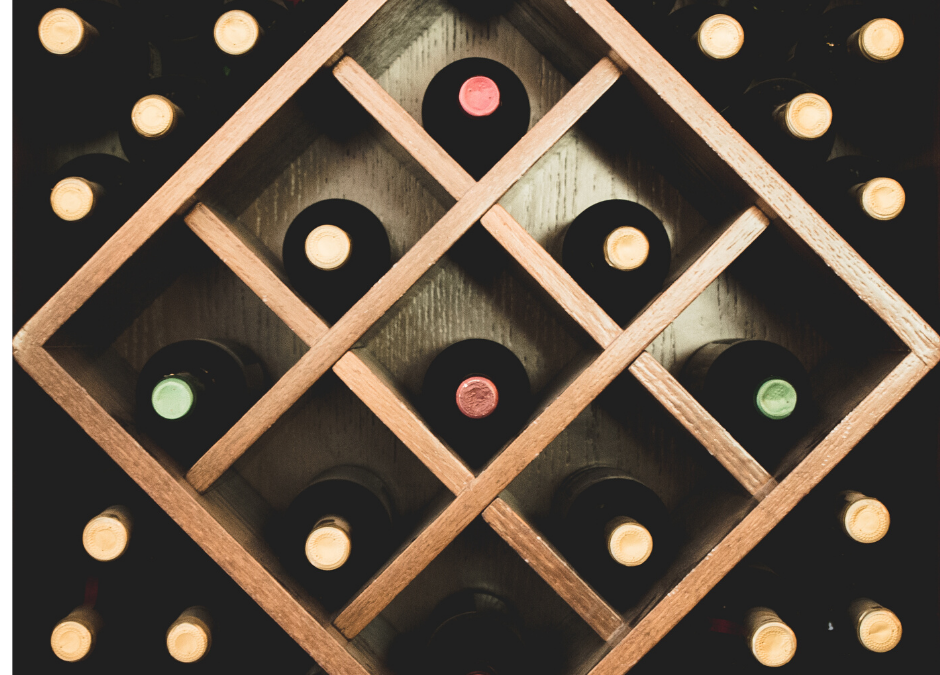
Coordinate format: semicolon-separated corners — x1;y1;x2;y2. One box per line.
50;177;99;222
857;19;904;62
842;495;890;543
750;619;797;667
459;76;501;117
51;612;98;662
455;376;499;419
152;377;196;420
604;226;650;271
131;95;180;139
82;506;132;561
214;10;261;56
305;517;352;571
857;606;902;652
857;177;906;221
167;609;212;663
696;14;745;60
755;378;797;420
780;93;832;140
39;9;90;56
606;518;654;567
305;225;352;270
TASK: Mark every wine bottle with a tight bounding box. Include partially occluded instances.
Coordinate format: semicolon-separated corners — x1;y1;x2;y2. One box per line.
82;505;133;562
662;3;755;110
681;339;812;465
723;78;834;183
121;0;225;43
49;577;105;663
422;58;530;179
281;199;392;322
717;0;828;62
166;606;213;663
272;466;394;610
135;339;266;467
48;153;141;230
420;590;527;675
553;466;672;608
561;199;672;325
421;339;532;469
823;597;903;655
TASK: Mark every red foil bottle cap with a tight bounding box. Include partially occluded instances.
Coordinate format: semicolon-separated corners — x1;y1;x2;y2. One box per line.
455;376;499;419
458;76;500;117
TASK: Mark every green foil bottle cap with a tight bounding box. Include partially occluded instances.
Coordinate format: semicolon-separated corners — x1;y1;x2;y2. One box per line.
152;377;196;420
755;378;797;420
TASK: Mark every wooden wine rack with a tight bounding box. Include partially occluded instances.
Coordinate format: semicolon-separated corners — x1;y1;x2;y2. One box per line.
13;0;940;673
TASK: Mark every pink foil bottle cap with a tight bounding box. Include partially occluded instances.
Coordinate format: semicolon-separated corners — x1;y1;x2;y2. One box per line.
456;376;499;419
459;76;501;117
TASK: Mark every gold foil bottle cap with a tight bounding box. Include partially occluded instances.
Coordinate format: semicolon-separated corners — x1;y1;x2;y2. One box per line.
131;95;182;139
606;517;654;567
51;606;103;662
82;505;133;561
856;177;906;221
305;516;352;570
779;93;832;140
50;177;102;222
305;224;352;270
604;226;650;270
840;492;890;543
855;603;902;652
39;9;96;56
696;14;745;60
745;607;797;667
166;607;212;663
857;19;904;62
214;10;261;56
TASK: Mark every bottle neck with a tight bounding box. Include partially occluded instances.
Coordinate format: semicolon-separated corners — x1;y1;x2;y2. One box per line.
838;491;890;543
82;505;133;561
167;606;213;663
305;515;352;570
850;177;905;221
693;14;745;61
39;9;98;57
132;95;184;140
51;603;104;663
773;93;832;140
604;516;654;567
455;375;499;419
847;18;904;63
305;224;352;270
753;378;798;420
458;76;501;117
50;177;105;222
604;226;650;270
214;9;263;56
744;607;797;667
849;598;902;652
151;373;202;420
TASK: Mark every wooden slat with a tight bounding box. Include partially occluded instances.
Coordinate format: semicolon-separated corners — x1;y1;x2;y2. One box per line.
183;203;473;495
185;57;623;493
586;351;930;675
12;344;374;675
333;206;768;638
333;55;622;347
567;0;940;367
629;352;775;497
483;498;624;641
15;0;392;347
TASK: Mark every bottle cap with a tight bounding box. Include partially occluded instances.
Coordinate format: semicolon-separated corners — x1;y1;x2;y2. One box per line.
455;376;499;419
749;618;797;667
214;9;261;56
50;177;99;222
38;9;90;56
305;224;352;270
755;378;797;420
781;93;832;140
606;518;654;567
603;226;650;270
82;506;132;561
166;608;212;663
458;76;501;117
305;519;352;570
857;177;905;221
51;608;100;662
857;19;904;62
151;377;195;420
842;495;890;543
131;95;180;139
697;14;745;60
857;606;902;652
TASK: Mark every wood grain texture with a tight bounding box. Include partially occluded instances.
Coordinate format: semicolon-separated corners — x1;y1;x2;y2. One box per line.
333;205;766;638
184;57;622;493
482;497;623;640
586;351;930;675
629;352;774;497
567;0;940;366
15;0;392;347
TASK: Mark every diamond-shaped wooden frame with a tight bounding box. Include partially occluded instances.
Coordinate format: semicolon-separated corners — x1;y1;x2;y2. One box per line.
13;0;940;673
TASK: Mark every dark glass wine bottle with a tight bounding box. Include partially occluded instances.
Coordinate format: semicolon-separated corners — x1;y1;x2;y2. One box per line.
815;595;903;658
420;590;527;675
681;339;812;466
422;58;530;179
135;339;266;467
166;606;214;663
717;0;828;62
48;153;141;232
281;199;392;323
421;339;532;469
121;0;225;43
561;199;672;325
723;78;834;184
553;466;673;609
662;2;755;110
271;466;394;611
50;578;105;663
